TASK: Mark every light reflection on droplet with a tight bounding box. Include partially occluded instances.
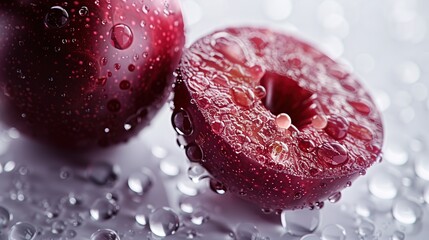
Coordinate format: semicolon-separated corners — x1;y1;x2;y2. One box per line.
392;198;422;224
415;155;429;181
149;207;180;237
321;224;346;240
368;171;398;199
281;209;320;236
160;158;180;177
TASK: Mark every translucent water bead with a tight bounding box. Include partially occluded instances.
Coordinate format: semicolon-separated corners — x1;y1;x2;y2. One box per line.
321;224;346;240
392;198;422;224
9;222;37;240
149;207;180;237
281;209;320;236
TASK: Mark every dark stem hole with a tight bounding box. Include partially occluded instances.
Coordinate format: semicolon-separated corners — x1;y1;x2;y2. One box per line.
260;71;318;129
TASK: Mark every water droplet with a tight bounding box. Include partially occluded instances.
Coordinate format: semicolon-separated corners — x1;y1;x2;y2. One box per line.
190;210;209;225
9;222;36;240
368;171;398;199
348;100;371;115
269;141;289;162
211;120;225;135
254;85;267;99
107;99;121;112
172;109;193;136
109;24;133;50
384;145;408;165
414;155;429;180
135;205;153;226
90;229;120;240
119;80;131;90
128;170;152;195
348;123;373;141
211;32;251;65
324;116;349;140
392;198;422;224
90;198;120;221
159;158;180;177
275;113;292;129
51;220;66;234
45;6;69;29
391;231;405;240
299;139;316;153
188;165;209;183
317;143;348;167
149;207;180;237
281;209;320;236
231;86;255;108
328;192;342;203
300;234;321;240
79;6;89;16
128;64;136;72
177;179;199;196
312;115;328;129
423;186;429;204
185;144;203;162
209;179;227;195
0;206;11;228
87;162;119;186
321;224;346;240
236;223;260;240
356;218;375;238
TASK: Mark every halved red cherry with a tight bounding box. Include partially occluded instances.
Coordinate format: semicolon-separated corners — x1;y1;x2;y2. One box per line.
172;27;383;210
0;0;185;148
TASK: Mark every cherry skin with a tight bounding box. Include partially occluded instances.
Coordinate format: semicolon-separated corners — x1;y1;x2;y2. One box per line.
0;0;185;148
173;27;383;210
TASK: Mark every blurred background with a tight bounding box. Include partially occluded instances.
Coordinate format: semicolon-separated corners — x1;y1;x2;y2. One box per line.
0;0;429;239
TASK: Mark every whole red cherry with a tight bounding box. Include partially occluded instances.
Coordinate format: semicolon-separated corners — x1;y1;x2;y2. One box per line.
0;0;185;148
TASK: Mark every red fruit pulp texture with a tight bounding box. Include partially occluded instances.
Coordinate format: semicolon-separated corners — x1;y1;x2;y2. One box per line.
173;28;383;210
0;0;184;148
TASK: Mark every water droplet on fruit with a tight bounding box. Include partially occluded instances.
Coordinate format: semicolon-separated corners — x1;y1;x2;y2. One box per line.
209;179;227;194
90;198;120;221
349;123;373;141
348;100;371;115
187;165;209;183
392;198;422;224
328;192;342;203
9;222;37;240
325;116;349;140
236;223;260;240
172;109;193;136
231;86;255;108
254;85;267;99
275;113;292;129
281;209;320;236
45;6;69;29
0;206;11;228
321;224;346;240
317;143;348;166
109;24;133;50
149;207;180;237
119;80;131;90
128;170;152;195
90;229;120;240
299;139;316;153
128;64;136;72
87;162;119;186
211;120;225;134
312;115;328;129
211;32;251;65
79;6;89;16
114;63;121;70
269;141;289;162
368;171;398;199
185;144;203;162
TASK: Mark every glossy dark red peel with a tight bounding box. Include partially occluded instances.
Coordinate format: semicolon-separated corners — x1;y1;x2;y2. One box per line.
172;27;383;210
0;0;185;148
